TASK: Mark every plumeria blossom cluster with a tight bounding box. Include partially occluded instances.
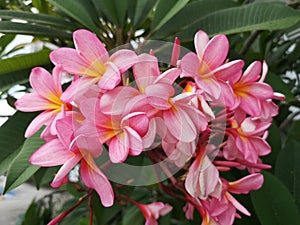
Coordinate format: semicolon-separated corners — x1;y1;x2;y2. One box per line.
15;29;284;225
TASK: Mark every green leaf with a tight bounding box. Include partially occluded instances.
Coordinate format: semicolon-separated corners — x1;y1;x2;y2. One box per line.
3;129;45;194
0;69;30;92
151;0;189;32
0;33;15;54
0;49;51;75
275;140;300;210
265;72;294;102
122;204;144;225
0;21;72;38
0;111;37;175
92;191;122;225
176;2;300;41
286;120;300;143
132;0;157;27
263;123;281;169
47;0;100;35
0;10;77;29
152;0;238;39
33;166;60;189
93;0;128;27
251;171;300;225
32;0;52;14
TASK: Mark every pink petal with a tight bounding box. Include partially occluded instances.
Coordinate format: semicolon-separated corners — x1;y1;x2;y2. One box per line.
142;118;156;148
238;94;261;117
163;107;197;142
25;111;56;138
133;54;160;92
246;83;273;100
125;127;143;156
80;158;114;207
100;86;139;115
194;30;209;57
213;60;244;83
217;81;235;108
229;173;264;194
226;193;251;216
109;134;129;163
51;154;81;187
15;93;51;112
29;67;60;98
154;68;181;85
170;37;180;67
126;112;149;137
52;65;63;92
98;62;121;90
73;29;108;63
29;139;73;166
50;48;91;75
109;49;138;73
202;34;229;70
240;61;261;83
180;52;200;78
251;137;271;156
195;76;221;99
79;98;99;121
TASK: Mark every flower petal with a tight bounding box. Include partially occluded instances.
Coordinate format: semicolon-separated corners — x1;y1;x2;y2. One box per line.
15;93;51;112
194;30;209;57
180;52;200;78
109;134;129;163
202;34;229;70
73;29;109;63
240;61;261;83
229;173;264;194
80;158;114;207
109;49;138;73
98;62;121;90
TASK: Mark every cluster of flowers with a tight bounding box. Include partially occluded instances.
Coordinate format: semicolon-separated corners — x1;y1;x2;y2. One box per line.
15;29;284;225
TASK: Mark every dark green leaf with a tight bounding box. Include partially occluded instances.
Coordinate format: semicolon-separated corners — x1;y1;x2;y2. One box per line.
151;0;189;32
132;0;157;27
0;10;76;29
0;33;15;54
0;21;72;38
3;129;44;194
153;0;238;39
286;120;300;143
47;0;100;35
251;171;300;225
33;166;60;189
0;49;51;75
265;72;294;102
0;69;30;92
0;111;37;175
32;0;52;14
275;140;300;210
263;123;281;169
176;2;300;41
122;204;144;225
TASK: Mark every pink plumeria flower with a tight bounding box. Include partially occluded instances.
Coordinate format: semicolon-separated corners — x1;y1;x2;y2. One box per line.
225;117;271;164
30;116;114;207
80;96;149;163
185;148;222;200
15;66;72;137
180;30;244;101
50;29;138;100
231;61;274;116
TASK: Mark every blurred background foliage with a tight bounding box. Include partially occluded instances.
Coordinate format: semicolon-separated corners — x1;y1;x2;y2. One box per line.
0;0;300;224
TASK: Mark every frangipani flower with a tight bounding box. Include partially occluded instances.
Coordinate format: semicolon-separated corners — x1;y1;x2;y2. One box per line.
30;116;114;207
180;30;244;101
15;66;71;137
50;29;138;98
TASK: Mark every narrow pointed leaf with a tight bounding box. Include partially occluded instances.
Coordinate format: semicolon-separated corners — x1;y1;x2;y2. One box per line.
3;129;45;194
176;2;300;41
0;112;37;175
133;0;157;27
251;171;300;225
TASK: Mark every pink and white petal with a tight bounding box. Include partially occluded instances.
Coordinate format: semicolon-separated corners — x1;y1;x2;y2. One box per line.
55;116;76;149
154;68;181;85
109;49;138;73
79;97;99;121
30;139;73;166
125;127;143;156
52;65;63;93
251;137;271;156
202;34;229;70
246;83;273;100
194;30;210;57
240;61;261;83
145;83;175;99
80;158;114;207
98;62;121;90
217;81;235;108
163;107;197;142
100;86;139;115
213;60;244;83
15;93;51;112
50;48;91;75
30;67;60;98
133;54;160;92
195;76;221;100
229;173;264;194
239;95;261;117
25;111;56;138
126;112;149;137
61;77;97;102
180;52;200;78
73;29;109;63
226;193;251;216
109;135;129;163
51;154;81;188
143;118;157;148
